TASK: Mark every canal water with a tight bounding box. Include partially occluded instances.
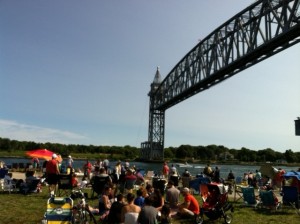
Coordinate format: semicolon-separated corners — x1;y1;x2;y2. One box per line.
1;157;299;179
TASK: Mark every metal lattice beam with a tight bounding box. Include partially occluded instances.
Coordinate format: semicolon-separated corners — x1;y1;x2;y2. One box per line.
141;0;300;161
154;0;300;110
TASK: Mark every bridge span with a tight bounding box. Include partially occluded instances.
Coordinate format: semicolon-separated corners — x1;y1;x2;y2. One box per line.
141;0;300;161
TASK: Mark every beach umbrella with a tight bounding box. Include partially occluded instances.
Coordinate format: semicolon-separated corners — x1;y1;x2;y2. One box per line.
259;163;277;178
26;149;62;162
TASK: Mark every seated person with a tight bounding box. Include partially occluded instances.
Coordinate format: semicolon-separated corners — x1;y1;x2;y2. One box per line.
98;186;113;220
160;204;172;224
107;194;126;223
134;189;145;208
165;180;180;209
121;193;141;224
178;188;200;218
149;188;164;211
20;171;41;193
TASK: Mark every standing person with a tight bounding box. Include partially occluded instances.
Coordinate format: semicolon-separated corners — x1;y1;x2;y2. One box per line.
94;159;102;172
255;169;262;187
203;164;213;178
46;154;60;196
32;157;39;169
121;193;141;224
103;159;109;174
162;161;170;179
138;197;158;224
213;166;221;183
83;159;92;181
178;187;200;218
165;180;180;209
67;155;73;169
226;170;235;194
115;161;122;181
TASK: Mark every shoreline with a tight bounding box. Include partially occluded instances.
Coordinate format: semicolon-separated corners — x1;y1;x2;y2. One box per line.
1;155;300;167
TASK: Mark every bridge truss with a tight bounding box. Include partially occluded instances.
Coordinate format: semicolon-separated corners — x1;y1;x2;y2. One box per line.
141;0;300;161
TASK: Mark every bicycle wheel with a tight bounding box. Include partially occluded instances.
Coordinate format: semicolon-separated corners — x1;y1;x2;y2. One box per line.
81;208;97;224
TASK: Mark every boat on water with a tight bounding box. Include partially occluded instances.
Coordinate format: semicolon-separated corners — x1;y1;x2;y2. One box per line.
194;165;204;169
176;162;193;168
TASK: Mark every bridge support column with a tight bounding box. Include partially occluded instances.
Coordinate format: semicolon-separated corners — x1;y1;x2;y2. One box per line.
141;68;165;161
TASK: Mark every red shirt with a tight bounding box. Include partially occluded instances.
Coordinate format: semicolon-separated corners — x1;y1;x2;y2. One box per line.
185;194;200;215
46;159;59;174
163;164;169;175
84;162;92;174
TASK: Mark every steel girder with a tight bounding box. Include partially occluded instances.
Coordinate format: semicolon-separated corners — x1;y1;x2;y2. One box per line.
141;0;300;160
153;0;300;111
141;69;165;160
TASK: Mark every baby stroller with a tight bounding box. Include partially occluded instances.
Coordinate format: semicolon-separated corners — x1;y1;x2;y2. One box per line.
200;183;234;224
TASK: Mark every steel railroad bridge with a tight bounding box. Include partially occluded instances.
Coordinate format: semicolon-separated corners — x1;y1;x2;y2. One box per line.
141;0;300;161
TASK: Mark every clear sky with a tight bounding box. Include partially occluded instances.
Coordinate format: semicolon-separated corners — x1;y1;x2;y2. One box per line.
1;0;299;152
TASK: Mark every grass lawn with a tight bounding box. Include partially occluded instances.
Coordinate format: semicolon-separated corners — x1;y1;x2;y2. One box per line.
0;187;299;224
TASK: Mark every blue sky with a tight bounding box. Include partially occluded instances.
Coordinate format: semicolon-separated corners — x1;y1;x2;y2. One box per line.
1;0;299;152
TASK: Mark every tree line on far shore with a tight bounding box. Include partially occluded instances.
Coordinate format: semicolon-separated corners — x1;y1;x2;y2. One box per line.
0;137;299;163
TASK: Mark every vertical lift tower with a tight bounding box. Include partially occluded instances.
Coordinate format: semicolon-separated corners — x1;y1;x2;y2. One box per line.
140;67;165;161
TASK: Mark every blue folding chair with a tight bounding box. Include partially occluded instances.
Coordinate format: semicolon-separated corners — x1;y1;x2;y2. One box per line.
282;186;300;215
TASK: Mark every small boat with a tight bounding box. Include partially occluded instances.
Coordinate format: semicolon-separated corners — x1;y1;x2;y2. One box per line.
194;166;204;169
176;162;193;168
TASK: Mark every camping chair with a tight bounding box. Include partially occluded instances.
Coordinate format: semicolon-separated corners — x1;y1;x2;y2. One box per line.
281;186;300;215
124;178;136;193
181;176;192;188
91;175;111;198
0;169;9;179
200;184;209;202
169;175;179;187
258;190;281;210
2;175;17;193
44;197;73;224
152;178;167;196
241;187;259;207
189;177;210;194
234;177;244;202
58;174;73;197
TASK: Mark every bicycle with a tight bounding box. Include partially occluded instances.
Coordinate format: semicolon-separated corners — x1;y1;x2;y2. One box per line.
71;189;97;224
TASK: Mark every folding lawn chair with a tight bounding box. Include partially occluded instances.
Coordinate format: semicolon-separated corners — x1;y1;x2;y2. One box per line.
258;190;281;210
189;177;210;195
44;197;73;224
241;187;258;207
58;174;73;197
124;178;136;193
91;175;111;198
181;176;192;188
281;186;300;215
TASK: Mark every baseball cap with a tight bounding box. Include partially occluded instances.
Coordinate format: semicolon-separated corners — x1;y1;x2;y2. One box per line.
182;187;190;193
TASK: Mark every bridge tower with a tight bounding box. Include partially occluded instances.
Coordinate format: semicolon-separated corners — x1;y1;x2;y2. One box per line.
140;67;165;161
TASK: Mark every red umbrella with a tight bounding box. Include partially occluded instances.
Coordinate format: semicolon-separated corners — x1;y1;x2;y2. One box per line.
26;149;62;162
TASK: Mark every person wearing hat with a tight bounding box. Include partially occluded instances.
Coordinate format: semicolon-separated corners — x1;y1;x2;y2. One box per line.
46;154;60;196
178;187;200;218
